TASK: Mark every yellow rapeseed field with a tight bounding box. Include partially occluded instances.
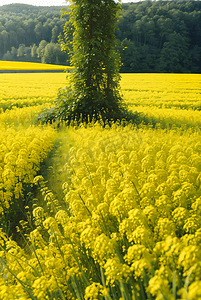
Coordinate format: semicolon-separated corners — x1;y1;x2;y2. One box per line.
1;72;201;127
121;73;201;128
0;72;201;300
0;73;67;110
0;73;68;126
121;73;201;109
0;61;73;71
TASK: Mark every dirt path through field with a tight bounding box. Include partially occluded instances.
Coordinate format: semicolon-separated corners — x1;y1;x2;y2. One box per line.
39;129;74;201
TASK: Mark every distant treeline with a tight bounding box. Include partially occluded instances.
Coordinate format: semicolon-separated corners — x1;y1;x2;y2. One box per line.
118;0;201;73
0;1;201;73
0;4;69;65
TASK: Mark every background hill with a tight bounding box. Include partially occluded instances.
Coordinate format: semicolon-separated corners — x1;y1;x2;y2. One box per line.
0;1;201;73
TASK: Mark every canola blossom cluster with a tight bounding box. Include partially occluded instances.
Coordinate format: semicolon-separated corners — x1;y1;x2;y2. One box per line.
0;105;54;127
121;74;201;129
0;126;56;228
135;105;201;129
122;74;201;110
0;73;67;111
0;125;201;299
0;73;68;126
0;73;71;127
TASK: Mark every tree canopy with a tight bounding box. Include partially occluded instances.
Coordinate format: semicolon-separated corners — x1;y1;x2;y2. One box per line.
40;0;132;126
0;4;69;65
118;1;201;73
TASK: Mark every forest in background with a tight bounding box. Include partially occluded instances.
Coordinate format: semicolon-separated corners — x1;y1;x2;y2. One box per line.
0;1;201;73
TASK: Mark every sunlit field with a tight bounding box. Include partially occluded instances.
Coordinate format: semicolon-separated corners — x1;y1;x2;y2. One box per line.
121;73;201;128
1;72;201;127
122;73;201;109
0;61;73;71
0;72;201;299
0;73;68;126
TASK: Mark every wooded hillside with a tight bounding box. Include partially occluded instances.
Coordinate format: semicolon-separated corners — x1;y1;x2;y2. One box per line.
0;1;201;73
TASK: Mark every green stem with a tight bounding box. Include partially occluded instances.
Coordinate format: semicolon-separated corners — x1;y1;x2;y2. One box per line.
139;280;146;300
83;161;94;186
131;180;141;202
0;257;35;300
100;267;113;300
67;236;90;286
185;265;196;300
142;268;154;300
120;281;131;300
128;277;139;300
173;270;177;300
0;244;40;277
78;192;92;216
71;275;83;300
54;276;66;300
30;243;44;276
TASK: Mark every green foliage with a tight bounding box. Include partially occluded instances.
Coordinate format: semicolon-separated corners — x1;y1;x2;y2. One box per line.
118;1;201;73
41;0;133;126
159;32;191;73
0;4;69;65
1;2;201;72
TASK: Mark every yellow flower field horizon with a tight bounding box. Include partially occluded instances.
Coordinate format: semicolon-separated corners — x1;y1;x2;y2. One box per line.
0;60;73;71
1;72;201;127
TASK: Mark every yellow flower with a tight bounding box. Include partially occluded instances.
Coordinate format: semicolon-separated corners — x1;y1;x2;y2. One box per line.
125;244;150;262
131;225;153;247
183;215;201;234
84;282;105;300
147;275;174;300
143;205;158;228
188;281;201;300
172;207;189;231
192;197;201;213
32;275;57;300
80;226;101;250
154;218;176;241
178;245;201;274
92;234;115;265
33;206;45;219
104;257;131;285
30;228;46;248
55;209;69;226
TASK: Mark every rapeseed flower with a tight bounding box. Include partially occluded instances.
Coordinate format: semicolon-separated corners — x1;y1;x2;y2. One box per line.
1;111;201;299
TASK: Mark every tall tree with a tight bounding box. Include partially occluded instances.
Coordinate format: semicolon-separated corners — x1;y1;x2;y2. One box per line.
37;39;47;59
42;42;56;64
31;43;38;58
51;25;58;43
34;22;44;42
17;43;26;57
1;30;9;53
41;0;129;125
11;46;17;58
159;32;191;73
